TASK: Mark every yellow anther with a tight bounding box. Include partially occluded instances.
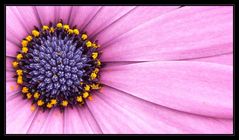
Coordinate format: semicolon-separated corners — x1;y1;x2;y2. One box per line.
83;92;89;98
91;84;101;90
73;29;79;35
42;25;49;31
26;35;33;42
17;76;23;84
56;23;63;28
84;85;90;91
92;43;99;48
37;100;44;106
68;29;73;34
92;52;98;59
76;96;83;102
21;40;28;47
12;61;18;68
93;68;99;74
51;99;57;105
80;82;83;85
49;27;54;33
88;96;93;101
63;24;70;30
17;54;23;60
90;72;97;80
16;69;23;76
26;93;32;99
81;34;87;40
61;100;68;107
34;92;40;99
86;41;92;47
97;59;101;66
32;30;40;37
22;47;28;53
31;105;36;111
22;87;28;93
47;103;53;108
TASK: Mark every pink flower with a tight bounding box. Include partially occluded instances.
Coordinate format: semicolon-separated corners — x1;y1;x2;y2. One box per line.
6;6;233;134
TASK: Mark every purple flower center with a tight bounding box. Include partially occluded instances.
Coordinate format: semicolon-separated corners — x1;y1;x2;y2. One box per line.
12;20;102;112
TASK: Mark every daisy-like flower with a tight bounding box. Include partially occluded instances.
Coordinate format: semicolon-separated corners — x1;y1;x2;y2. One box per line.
6;6;233;134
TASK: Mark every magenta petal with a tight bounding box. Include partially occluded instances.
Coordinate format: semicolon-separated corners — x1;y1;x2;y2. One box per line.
96;6;179;46
101;6;233;62
6;40;19;57
84;6;135;37
6;6;28;44
101;61;232;119
6;96;37;134
64;107;102;134
35;6;57;25
6;81;20;99
70;6;102;29
6;71;15;82
192;53;233;66
55;6;72;24
87;87;232;134
6;57;15;71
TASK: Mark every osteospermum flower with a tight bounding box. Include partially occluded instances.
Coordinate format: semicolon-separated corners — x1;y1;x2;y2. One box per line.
6;6;233;134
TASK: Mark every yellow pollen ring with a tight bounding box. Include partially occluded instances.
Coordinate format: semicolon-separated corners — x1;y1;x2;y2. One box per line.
26;35;33;42
12;61;18;68
68;29;73;34
17;76;23;84
90;72;97;80
16;54;23;60
21;40;28;47
86;41;92;47
92;52;98;59
22;86;29;93
76;96;83;102
88;96;93;101
51;99;57;105
32;30;40;37
61;100;68;107
73;29;79;35
22;47;28;53
84;85;90;91
50;27;55;33
26;93;32;99
83;92;89;98
97;60;101;66
47;103;53;108
42;25;49;31
16;69;23;76
81;34;87;40
63;24;70;30
56;23;63;28
34;92;40;99
37;100;44;106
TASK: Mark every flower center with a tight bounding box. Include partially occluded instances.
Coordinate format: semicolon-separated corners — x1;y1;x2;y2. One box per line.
12;20;102;112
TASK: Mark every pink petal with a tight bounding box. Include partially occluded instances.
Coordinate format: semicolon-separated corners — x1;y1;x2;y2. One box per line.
96;6;179;46
6;81;20;99
87;87;232;134
6;95;38;134
55;6;72;24
39;109;63;134
35;6;57;25
84;6;135;37
28;109;64;134
6;40;19;57
6;6;28;44
192;53;233;66
64;107;102;134
101;6;233;62
6;57;15;72
13;6;41;33
70;6;102;30
6;71;15;82
101;61;233;119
